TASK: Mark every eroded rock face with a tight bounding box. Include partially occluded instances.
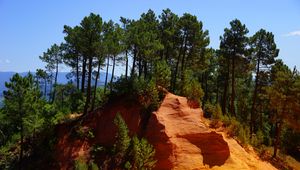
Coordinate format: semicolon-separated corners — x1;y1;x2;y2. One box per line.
54;93;277;170
145;93;276;170
145;93;230;169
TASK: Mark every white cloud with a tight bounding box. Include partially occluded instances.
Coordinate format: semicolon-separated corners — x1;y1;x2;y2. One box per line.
5;59;10;64
284;30;300;37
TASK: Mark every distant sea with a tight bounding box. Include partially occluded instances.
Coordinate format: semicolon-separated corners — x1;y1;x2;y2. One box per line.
0;71;112;108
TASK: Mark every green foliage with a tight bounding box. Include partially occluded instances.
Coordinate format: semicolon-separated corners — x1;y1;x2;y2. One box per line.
153;60;171;89
124;161;132;169
2;9;300;169
130;136;157;170
204;102;222;119
94;87;109;108
0;139;19;169
180;70;204;104
114;113;131;157
134;78;159;109
74;157;88;170
111;114;156;169
281;128;300;155
113;76;159;110
53;83;83;112
251;130;264;147
74;158;99;170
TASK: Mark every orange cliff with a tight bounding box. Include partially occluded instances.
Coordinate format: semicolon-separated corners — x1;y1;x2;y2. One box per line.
54;92;277;170
145;93;277;170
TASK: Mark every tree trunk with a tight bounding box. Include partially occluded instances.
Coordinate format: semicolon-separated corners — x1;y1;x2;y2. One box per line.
19;117;23;170
216;76;219;104
52;61;59;103
180;40;188;79
172;41;184;92
81;58;87;93
131;46;137;77
104;56;110;93
18;101;23;170
84;57;93;115
44;78;47;98
61;89;64;108
110;55;116;92
205;72;208;102
138;57;142;77
76;55;80;90
273;121;282;158
91;59;101;111
222;58;230;114
143;60;147;78
251;57;260;137
125;50;128;80
49;75;53;102
230;55;236;116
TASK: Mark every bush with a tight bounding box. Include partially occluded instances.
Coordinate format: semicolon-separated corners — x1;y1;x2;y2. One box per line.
74;157;88;170
114;113;131;159
204;102;222;119
112;76;135;95
112;76;159;110
74;158;99;170
237;125;250;145
134;78;159;110
180;70;204;105
112;113;156;169
94;87;109;108
153;61;171;89
226;117;241;137
130;136;157;169
251;130;264;147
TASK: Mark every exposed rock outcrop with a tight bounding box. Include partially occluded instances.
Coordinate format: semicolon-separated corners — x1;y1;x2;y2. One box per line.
145;93;276;170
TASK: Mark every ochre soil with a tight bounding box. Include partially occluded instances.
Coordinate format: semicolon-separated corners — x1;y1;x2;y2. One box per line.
54;93;277;170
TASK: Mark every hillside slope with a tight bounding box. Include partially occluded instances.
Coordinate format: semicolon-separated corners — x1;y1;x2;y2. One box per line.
53;92;277;169
145;93;277;170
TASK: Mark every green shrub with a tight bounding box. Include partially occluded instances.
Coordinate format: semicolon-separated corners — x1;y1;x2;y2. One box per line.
180;70;204;105
204;102;222;119
226;117;241;137
94;87;109;108
112;76;159;110
153;60;171;89
130;136;157;169
114;113;131;158
133;78;159;109
124;161;132;169
237;125;250;145
112;113;156;169
74;157;88;170
112;76;135;95
251;130;264;147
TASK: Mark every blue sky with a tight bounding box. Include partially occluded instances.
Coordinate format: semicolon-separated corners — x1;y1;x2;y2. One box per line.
0;0;299;74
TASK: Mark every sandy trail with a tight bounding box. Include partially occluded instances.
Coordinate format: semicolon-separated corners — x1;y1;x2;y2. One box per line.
146;93;277;170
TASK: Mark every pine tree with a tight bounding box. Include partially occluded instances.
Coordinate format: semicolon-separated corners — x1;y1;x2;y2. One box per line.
220;19;249;116
39;44;63;102
250;29;279;136
3;73;43;169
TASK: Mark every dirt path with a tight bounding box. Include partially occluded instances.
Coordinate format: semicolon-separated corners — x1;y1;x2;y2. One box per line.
146;93;277;170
